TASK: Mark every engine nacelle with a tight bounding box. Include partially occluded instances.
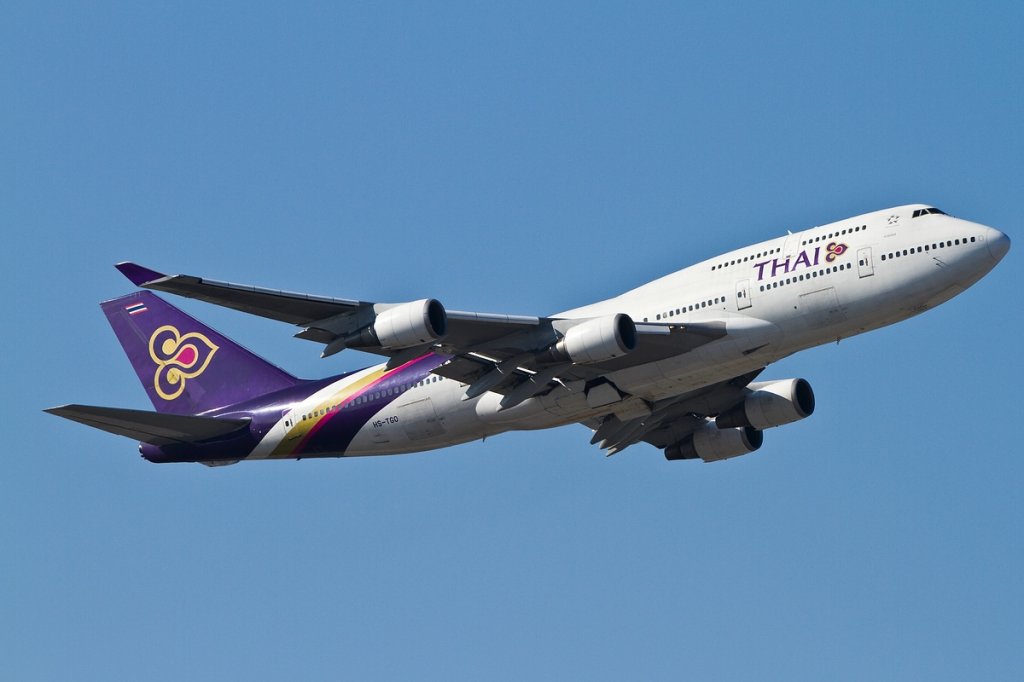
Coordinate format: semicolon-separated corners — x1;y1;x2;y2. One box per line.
550;314;637;365
715;378;815;431
665;424;763;462
372;299;448;349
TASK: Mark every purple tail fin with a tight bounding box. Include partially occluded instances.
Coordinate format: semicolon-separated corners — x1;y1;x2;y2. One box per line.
102;291;300;415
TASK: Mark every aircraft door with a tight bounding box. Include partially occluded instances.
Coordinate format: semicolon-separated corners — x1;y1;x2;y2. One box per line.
783;232;803;260
857;247;874;278
735;279;752;310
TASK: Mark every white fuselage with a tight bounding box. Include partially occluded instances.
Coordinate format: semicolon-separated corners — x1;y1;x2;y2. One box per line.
252;204;1008;458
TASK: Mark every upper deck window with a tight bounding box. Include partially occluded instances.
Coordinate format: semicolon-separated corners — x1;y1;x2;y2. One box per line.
912;207;947;218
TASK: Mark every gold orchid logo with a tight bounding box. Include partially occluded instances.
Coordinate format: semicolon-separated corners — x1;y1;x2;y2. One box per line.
825;242;849;262
148;325;219;400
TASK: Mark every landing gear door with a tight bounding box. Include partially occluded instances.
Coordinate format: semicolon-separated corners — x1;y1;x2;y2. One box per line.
857;247;874;278
735;279;752;310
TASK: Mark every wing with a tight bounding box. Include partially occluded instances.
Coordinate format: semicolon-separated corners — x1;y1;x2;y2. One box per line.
581;369;764;456
45;404;250;446
116;262;733;408
116;261;546;356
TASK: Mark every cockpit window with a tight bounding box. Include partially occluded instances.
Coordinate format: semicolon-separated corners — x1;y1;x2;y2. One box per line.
912;207;947;218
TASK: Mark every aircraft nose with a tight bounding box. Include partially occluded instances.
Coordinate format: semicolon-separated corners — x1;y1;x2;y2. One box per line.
987;228;1011;263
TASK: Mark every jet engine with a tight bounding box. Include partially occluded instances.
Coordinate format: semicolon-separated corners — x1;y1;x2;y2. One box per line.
715;378;815;431
340;299;448;350
664;424;763;462
374;299;448;348
545;314;637;365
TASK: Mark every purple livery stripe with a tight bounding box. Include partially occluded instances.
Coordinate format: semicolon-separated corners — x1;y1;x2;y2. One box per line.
269;353;445;458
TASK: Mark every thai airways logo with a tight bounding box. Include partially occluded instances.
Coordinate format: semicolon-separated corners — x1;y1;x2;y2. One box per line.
753;242;850;281
148;325;219;400
825;241;848;262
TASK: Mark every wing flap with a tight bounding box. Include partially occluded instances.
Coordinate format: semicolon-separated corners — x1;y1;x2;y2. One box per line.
581;369;764;455
45;404;251;446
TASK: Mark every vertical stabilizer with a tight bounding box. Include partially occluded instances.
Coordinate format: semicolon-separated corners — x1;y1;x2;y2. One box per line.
101;291;300;415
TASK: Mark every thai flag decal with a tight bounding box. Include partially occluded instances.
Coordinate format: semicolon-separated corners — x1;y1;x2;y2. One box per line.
125;302;148;315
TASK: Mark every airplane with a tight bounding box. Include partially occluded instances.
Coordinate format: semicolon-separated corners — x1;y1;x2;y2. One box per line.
46;204;1010;466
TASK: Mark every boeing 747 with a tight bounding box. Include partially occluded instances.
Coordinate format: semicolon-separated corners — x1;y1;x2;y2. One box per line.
46;204;1010;465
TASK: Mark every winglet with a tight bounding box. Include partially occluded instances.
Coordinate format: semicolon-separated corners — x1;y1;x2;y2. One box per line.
115;262;166;286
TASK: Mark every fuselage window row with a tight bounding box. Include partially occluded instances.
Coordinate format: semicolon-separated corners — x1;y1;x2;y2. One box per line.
758;263;851;292
291;376;447;423
801;224;867;247
879;236;976;262
711;247;782;271
655;294;730;320
711;223;870;272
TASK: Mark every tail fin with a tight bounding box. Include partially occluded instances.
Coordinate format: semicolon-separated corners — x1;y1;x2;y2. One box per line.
102;291;300;415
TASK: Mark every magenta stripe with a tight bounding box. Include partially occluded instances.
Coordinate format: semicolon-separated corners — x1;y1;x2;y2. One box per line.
291;353;435;454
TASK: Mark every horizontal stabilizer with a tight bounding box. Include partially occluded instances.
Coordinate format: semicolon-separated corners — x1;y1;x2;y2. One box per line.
44;404;250;445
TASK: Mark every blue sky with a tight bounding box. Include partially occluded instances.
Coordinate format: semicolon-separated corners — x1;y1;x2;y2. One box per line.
3;2;1021;679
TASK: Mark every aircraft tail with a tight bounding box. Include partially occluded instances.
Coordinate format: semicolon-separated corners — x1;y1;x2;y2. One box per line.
101;291;300;415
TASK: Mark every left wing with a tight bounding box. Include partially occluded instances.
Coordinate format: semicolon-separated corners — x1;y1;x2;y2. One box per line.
115;261;545;355
116;262;730;408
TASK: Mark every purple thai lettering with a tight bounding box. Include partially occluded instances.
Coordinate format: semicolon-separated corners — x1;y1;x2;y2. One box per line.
812;246;821;265
770;257;790;278
793;250;811;270
753;260;770;280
